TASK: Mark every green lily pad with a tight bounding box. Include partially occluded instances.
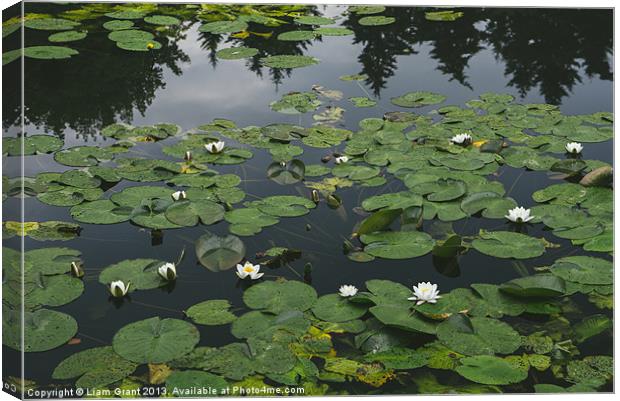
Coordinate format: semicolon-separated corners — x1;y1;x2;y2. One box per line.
471;231;545;259
436;315;521;356
362;347;428;370
105;11;148;20
315;27;354;36
270;92;321;114
243;280;317;314
113;317;200;364
70;200;131;225
144;15;181;26
312;294;368;322
186;300;237;326
23;46;79;60
349;6;386;14
360;231;435;259
369;305;437;334
108;29;154;42
166;371;228;395
48;30;87;42
456;355;528;385
195;232;246;272
3;308;77;352
99;258;167;291
267;160;305;184
425;11;464;21
260;55;319;69
117;40;162;52
548;256;612;285
358;16;396;26
249;195;316;217
103;20;135;30
52;346;137;389
54;146;113;167
277;30;316;41
362;191;423;211
3;135;63;156
24;275;84;310
165;200;225;226
216;46;258;60
349;97;377;107
24;18;79;31
460;192;517;218
294;16;335;25
198;20;248;34
391;91;446;107
500;274;566;298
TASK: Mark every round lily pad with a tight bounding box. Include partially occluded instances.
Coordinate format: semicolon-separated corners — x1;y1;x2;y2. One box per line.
54;146;112;167
52;346;137;388
360;231;435;259
436;315;521;356
144;15;181;26
312;294;368;322
24;18;79;31
99;258;167;291
243;280;317;314
315;27;354;36
195;232;246;272
48;30;87;42
277;30;316;41
70;200;131;225
198;20;248;34
186;300;237;326
112;317;200;363
105;11;147;20
260;55;319;69
391;91;446;108
3;135;63;156
216;46;258;60
358;16;396;26
117;40;162;52
103;20;134;30
165;200;225;226
23;46;79;60
108;29;154;42
471;231;545;259
456;355;528;385
294;15;335;25
4;309;78;352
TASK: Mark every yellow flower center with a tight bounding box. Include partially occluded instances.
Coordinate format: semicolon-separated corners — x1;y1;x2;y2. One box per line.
244;266;254;273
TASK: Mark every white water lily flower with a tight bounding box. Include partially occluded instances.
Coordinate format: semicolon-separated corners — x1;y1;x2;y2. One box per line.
565;142;583;154
339;285;358;297
505;206;534;223
184;151;192;161
450;133;472;145
205;141;225;154
408;282;441;305
70;261;84;278
236;261;264;280
158;262;177;281
335;156;349;164
109;281;130;298
171;190;187;201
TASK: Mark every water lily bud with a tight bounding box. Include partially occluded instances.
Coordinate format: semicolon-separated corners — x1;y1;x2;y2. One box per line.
110;281;130;298
158;262;177;281
71;261;84;278
184;151;192;161
311;189;320;203
305;224;312;231
146;42;155;49
326;194;342;208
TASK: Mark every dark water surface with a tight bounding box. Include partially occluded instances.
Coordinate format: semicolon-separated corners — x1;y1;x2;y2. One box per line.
2;2;613;394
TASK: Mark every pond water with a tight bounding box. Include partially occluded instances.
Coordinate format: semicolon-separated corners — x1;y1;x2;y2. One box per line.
2;3;613;396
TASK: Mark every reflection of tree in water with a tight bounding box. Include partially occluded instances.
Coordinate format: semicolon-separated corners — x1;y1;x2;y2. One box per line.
342;7;612;103
197;4;320;86
483;8;613;104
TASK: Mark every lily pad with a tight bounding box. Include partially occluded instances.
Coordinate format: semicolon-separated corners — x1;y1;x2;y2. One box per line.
436;315;521;356
391;91;446;108
243;280;317;314
24;18;79;31
144;15;181;26
198;20;248;34
52;346;137;388
260;55;319;69
294;16;335;25
99;258;168;291
3;135;63;156
277;30;316;41
113;317;200;363
270;92;321;114
54;146;113;167
70;200;131;225
195;232;246;272
216;46;258;60
48;30;87;42
312;294;368;322
165;200;225;226
23;46;79;60
186;300;237;326
4;309;77;352
471;231;545;259
360;231;435;259
425;11;464;21
456;355;528;385
358;16;396;26
103;20;134;30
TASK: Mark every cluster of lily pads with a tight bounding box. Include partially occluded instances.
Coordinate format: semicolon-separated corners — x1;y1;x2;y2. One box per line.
2;3;469;68
2;78;613;395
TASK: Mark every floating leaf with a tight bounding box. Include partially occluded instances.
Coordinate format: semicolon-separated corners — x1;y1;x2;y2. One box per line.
199;20;248;34
195;232;246;272
277;30;316;41
360;231;435;259
436;315;521;356
471;231;545;259
186;300;237;326
99;258;168;291
425;11;464;21
23;46;79;60
144;15;181;26
52;346;137;388
312;294;368;322
3;309;77;352
3;135;63;156
216;46;258;60
294;16;335;25
48;30;87;42
165;371;227;395
103;20;134;30
391;91;446;108
243;280;317;314
456;355;528;385
260;55;319;69
315;27;353;36
349;97;377;107
358;16;396;26
165;200;225;227
113;317;200;363
24;18;79;31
